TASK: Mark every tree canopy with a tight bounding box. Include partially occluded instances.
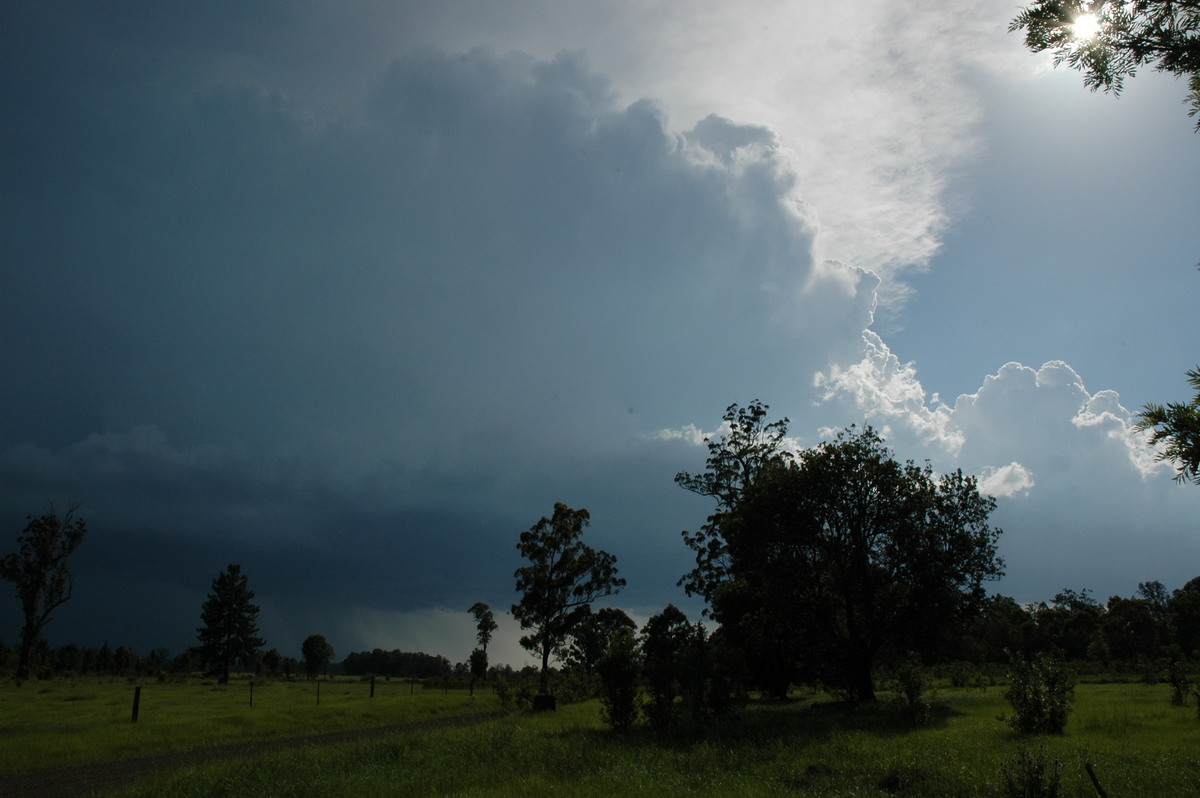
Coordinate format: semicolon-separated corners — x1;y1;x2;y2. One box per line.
0;503;88;679
512;502;625;694
1010;0;1200;128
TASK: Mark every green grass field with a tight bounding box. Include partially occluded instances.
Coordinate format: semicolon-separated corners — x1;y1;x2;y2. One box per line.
5;678;1199;796
0;676;498;777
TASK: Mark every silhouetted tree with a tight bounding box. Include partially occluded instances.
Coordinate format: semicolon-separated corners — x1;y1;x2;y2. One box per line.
301;634;334;679
468;601;497;652
196;564;264;684
596;628;640;731
676;401;793;605
512;502;625;695
260;648;284;678
1;502;88;679
641;604;695;731
713;425;1004;702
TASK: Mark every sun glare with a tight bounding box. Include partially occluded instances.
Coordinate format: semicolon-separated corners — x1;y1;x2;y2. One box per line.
1072;12;1102;40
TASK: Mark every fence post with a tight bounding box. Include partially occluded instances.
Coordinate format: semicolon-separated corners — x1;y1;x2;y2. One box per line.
1085;763;1109;798
249;682;254;708
131;686;142;723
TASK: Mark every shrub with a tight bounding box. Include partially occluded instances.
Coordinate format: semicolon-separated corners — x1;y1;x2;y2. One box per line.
891;653;936;727
947;660;985;689
1166;656;1191;706
555;668;598;705
1000;746;1063;798
1003;651;1075;735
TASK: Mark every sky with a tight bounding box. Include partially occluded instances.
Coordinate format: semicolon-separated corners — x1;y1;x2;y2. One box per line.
2;1;1198;670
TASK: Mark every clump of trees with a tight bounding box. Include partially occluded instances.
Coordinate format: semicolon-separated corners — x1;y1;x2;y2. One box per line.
341;649;452;678
677;403;1004;702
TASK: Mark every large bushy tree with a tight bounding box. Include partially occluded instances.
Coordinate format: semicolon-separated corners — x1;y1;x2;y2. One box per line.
512;502;625;695
691;420;1004;702
197;564;264;684
1;503;88;679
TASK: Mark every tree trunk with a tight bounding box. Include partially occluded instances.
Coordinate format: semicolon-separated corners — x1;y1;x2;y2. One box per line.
539;643;551;694
850;656;876;703
16;630;36;680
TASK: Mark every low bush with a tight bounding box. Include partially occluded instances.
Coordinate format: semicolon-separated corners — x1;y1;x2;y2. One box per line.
891;653;936;727
999;745;1062;798
1004;651;1076;735
1166;656;1191;707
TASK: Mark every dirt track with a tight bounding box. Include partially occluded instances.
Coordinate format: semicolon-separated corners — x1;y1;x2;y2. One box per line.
0;711;502;798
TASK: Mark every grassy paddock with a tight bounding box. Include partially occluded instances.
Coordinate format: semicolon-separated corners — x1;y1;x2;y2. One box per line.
0;676;498;776
108;682;1200;797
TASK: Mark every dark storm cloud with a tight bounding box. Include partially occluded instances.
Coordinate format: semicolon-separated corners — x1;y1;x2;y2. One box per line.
1;21;843;657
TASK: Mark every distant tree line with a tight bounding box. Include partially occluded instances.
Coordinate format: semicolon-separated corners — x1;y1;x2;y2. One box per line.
957;581;1200;670
341;649;453;679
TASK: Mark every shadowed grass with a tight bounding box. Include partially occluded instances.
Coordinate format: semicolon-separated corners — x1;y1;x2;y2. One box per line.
105;683;1200;797
0;677;499;776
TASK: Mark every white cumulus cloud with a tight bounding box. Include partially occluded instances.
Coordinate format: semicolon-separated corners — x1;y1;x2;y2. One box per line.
979;462;1035;498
